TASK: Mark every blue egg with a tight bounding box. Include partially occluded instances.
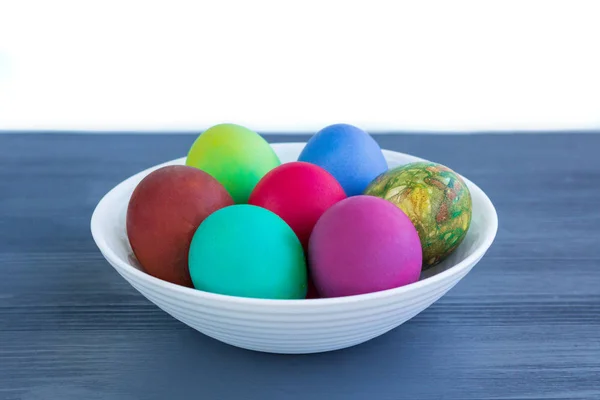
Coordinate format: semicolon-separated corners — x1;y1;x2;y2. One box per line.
298;124;388;196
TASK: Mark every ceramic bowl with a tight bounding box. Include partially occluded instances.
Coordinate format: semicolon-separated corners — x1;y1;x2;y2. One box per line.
91;143;498;354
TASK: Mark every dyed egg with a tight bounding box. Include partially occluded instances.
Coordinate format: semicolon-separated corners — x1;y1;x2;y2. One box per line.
126;165;234;287
188;205;307;299
305;278;319;299
309;196;422;298
248;161;346;249
185;123;281;203
298;124;388;196
364;162;472;268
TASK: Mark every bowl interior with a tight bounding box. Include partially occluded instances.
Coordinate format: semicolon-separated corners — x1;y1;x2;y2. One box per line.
92;142;497;301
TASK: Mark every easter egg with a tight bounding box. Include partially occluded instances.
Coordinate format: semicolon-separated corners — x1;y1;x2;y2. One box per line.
364;162;472;268
298;123;388;196
308;195;422;298
126;165;234;287
248;161;346;249
186;123;281;203
188;205;307;299
306;278;319;299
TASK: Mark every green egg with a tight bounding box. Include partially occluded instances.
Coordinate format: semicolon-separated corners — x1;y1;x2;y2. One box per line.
364;162;472;269
188;205;307;300
185;123;281;203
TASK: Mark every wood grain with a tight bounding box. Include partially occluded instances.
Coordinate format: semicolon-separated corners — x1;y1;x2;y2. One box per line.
1;133;599;400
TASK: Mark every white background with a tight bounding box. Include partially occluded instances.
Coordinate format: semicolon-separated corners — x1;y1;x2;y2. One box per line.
1;0;599;133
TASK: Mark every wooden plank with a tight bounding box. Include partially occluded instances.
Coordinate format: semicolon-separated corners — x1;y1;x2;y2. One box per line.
1;133;599;400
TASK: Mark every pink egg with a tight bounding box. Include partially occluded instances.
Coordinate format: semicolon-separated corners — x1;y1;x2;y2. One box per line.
308;195;422;298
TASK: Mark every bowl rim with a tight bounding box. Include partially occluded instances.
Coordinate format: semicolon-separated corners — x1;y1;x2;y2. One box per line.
91;142;498;307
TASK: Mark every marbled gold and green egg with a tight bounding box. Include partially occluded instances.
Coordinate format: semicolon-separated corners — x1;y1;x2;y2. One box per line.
364;162;472;269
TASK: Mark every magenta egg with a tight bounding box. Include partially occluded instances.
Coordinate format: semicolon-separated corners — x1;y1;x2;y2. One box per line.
308;195;422;298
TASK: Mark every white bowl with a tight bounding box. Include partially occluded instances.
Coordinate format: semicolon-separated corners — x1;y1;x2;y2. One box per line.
91;143;498;354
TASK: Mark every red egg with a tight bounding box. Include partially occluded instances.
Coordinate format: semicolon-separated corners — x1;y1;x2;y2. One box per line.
248;162;346;249
126;165;234;287
306;278;320;299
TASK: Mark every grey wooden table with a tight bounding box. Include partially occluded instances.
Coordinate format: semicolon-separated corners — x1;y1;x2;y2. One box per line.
1;133;599;400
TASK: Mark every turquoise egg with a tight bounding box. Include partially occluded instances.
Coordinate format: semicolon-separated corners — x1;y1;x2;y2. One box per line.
188;205;307;299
